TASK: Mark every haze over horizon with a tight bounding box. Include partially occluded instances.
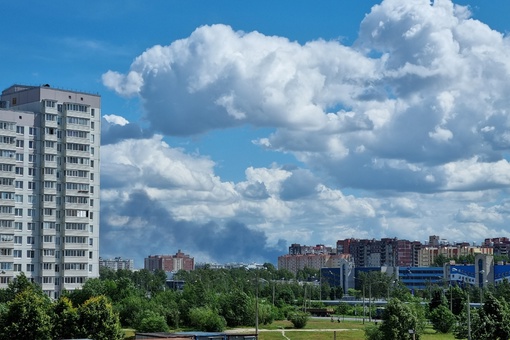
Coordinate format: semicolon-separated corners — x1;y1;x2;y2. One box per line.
2;0;510;267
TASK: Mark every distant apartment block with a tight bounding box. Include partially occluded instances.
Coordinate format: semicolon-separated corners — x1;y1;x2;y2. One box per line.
484;237;510;258
144;250;194;272
418;244;493;266
334;235;502;268
337;238;420;268
0;84;101;298
288;243;333;255
278;243;352;274
99;257;134;271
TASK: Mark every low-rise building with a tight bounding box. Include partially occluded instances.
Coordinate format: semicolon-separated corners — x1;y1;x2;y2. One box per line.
144;250;194;272
99;257;134;271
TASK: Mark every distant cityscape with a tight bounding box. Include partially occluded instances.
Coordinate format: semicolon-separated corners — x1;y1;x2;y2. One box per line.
100;234;510;296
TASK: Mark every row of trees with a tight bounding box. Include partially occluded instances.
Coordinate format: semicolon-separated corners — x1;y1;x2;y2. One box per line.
6;262;510;338
0;273;123;340
70;264;322;333
363;282;510;340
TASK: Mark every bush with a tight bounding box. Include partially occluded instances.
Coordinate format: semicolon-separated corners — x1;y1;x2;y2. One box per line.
336;302;352;315
136;310;169;333
189;307;226;332
288;311;309;329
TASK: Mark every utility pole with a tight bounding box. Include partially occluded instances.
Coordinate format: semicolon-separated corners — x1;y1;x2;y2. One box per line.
467;293;471;340
255;270;259;337
272;280;275;306
319;268;322;302
362;282;366;324
369;280;372;322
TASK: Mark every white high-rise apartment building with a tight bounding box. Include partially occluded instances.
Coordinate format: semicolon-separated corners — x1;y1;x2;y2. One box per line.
0;84;100;298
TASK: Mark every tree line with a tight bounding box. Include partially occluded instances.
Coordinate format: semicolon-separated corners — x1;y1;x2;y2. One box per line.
363;278;510;339
0;263;330;338
4;263;510;339
0;272;123;340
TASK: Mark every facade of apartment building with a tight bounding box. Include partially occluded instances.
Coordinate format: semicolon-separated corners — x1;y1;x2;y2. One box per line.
337;238;417;268
484;237;510;258
418;244;493;266
99;257;134;271
288;243;333;255
277;251;353;275
144;250;195;272
0;84;101;298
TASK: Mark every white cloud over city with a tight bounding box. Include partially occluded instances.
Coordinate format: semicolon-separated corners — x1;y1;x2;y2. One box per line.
100;0;510;264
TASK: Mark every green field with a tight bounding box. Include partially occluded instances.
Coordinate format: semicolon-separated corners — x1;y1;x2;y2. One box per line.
255;319;456;340
125;319;458;340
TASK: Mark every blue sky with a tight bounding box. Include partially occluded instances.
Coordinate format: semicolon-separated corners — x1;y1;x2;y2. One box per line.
2;0;510;267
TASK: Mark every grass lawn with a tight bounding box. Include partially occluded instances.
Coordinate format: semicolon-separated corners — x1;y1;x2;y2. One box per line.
256;319;456;340
125;319;457;340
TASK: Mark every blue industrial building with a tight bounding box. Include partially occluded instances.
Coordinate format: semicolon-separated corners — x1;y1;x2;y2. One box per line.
320;254;510;295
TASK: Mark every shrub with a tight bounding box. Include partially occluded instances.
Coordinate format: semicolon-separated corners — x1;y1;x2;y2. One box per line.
189;307;226;332
136;310;169;333
288;311;309;329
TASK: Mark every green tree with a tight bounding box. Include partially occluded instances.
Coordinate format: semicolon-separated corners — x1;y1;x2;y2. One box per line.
429;304;455;333
391;281;413;302
453;308;475;340
4;272;35;302
188;306;226;332
495;278;510;302
429;288;447;312
433;254;449;267
377;299;424;340
78;295;123;340
471;292;510;340
1;288;52;340
274;283;295;307
52;296;80;340
135;310;169;332
296;267;318;281
336;302;351;316
150;289;180;328
132;269;166;297
257;302;275;325
365;323;384;340
116;294;151;327
275;268;294;281
219;288;252;327
450;285;466;316
65;278;106;306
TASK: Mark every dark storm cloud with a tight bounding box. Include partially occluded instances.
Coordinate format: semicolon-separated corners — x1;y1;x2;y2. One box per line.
100;190;286;266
